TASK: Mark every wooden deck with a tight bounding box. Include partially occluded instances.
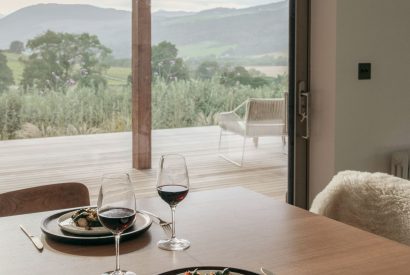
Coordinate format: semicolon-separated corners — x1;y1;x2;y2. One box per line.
0;126;287;204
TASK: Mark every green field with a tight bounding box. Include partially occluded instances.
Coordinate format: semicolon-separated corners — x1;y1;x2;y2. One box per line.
4;52;24;83
104;67;130;86
178;41;237;58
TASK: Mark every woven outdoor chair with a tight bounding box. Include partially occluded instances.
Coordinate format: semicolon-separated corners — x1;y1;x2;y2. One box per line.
217;96;287;166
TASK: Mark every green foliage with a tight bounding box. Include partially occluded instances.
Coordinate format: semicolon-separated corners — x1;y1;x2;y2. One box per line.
21;30;111;93
0;92;22;139
152;41;189;82
0;52;14;92
9;41;25;54
0;86;131;139
196;61;220;80
152;77;285;129
0;75;287;140
220;66;269;88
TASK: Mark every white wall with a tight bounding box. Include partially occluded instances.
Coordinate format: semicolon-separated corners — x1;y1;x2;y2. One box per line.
309;0;337;204
310;0;410;203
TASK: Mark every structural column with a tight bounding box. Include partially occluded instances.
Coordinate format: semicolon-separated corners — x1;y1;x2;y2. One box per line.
132;0;152;169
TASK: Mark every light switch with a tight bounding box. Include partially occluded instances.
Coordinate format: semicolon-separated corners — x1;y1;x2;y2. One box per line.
358;63;371;80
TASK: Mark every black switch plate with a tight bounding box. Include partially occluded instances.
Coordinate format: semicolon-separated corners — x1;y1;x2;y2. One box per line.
358;63;371;80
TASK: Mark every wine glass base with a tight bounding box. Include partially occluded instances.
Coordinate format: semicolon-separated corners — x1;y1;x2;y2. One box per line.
102;270;136;275
157;238;190;251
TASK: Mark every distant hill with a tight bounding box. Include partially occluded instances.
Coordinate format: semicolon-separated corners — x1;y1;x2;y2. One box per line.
154;10;195;18
0;2;288;59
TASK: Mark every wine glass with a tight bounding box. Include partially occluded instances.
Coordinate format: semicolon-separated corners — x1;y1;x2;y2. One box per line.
156;154;190;251
97;173;137;275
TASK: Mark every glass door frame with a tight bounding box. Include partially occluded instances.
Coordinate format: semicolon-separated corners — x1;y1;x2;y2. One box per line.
288;0;310;209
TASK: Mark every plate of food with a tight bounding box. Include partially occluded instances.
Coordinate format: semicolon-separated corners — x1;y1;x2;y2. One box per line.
57;207;110;236
41;207;152;245
158;266;259;275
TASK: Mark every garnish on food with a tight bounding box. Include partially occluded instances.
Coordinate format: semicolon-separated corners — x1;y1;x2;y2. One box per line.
184;268;230;275
71;208;102;230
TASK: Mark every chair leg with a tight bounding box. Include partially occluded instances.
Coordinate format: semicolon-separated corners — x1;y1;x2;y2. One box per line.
218;127;223;153
282;135;288;155
282;135;286;146
253;137;259;148
240;136;246;166
218;130;245;167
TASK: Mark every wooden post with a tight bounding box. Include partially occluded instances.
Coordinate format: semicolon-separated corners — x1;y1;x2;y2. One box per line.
132;0;152;169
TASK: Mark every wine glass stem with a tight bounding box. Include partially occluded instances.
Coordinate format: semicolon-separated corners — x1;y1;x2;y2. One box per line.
115;233;121;272
171;206;176;240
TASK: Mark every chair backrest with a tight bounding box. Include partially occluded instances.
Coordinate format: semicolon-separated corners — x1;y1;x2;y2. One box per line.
245;98;285;124
0;182;90;217
310;171;410;246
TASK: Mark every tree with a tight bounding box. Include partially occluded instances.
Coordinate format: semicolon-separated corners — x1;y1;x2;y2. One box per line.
21;31;111;92
152;41;189;81
196;61;220;80
220;66;250;86
9;41;25;54
220;66;269;88
0;51;14;92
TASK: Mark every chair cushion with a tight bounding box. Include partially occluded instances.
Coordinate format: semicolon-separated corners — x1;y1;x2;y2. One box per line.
219;120;284;137
219;120;246;135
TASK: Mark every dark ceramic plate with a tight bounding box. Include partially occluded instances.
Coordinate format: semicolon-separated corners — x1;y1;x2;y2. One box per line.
158;266;259;275
41;208;152;245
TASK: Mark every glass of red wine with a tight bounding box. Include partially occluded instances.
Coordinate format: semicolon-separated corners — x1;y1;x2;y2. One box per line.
156;154;190;251
97;173;137;275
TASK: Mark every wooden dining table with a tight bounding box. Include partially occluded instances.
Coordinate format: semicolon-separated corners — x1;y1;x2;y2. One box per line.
1;187;410;275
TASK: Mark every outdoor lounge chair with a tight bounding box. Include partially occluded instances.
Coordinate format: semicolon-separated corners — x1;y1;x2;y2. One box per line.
217;97;287;166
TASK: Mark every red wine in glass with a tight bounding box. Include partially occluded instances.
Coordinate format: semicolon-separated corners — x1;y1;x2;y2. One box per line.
156;154;190;251
98;207;136;233
157;185;189;206
97;173;137;275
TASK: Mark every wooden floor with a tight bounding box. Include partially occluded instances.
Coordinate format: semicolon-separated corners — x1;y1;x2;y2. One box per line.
0;126;287;204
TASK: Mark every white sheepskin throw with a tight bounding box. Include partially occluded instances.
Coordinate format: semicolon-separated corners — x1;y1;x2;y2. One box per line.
310;170;410;245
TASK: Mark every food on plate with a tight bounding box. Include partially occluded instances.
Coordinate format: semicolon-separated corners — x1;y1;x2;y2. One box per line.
71;208;102;229
183;268;231;275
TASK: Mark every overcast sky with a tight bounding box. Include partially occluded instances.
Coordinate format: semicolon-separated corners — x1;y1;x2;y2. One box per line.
0;0;284;15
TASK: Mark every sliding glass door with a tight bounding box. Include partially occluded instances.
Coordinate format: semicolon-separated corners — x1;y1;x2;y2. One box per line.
288;0;310;208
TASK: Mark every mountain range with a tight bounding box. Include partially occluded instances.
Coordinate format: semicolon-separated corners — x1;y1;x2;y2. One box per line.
0;2;288;59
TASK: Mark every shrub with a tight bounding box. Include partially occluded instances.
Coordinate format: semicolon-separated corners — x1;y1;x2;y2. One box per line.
0;92;22;139
0;76;287;140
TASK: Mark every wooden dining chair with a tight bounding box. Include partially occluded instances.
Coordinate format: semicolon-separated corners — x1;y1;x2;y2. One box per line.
0;182;90;217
